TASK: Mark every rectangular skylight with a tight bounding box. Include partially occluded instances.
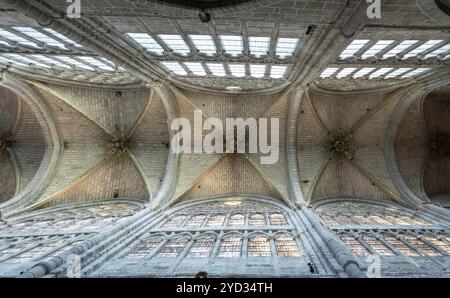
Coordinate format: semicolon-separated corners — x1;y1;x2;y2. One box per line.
127;33;163;55
43;28;83;47
425;42;450;59
77;56;115;71
189;35;216;56
249;36;270;57
249;64;266;78
361;40;395;59
54;56;95;71
0;55;28;67
158;34;190;56
219;35;243;56
320;67;339;78
270;65;287;78
384;68;412;79
161;62;187;75
228;64;246;77
275;38;299;58
206;63;226;76
0;28;39;48
183;62;207;76
13;27;65;49
401;68;431;78
403;40;444;59
352;67;376;78
369;67;394;79
3;54;50;68
339;39;370;59
30;55;72;69
383;40;419;59
336;67;357;79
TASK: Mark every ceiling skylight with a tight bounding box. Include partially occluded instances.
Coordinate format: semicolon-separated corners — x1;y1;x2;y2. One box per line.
228;64;246;77
189;35;216;56
249;64;266;78
77;56;115;71
0;55;27;67
425;42;450;59
361;40;395;59
384;68;412;79
158;34;190;56
270;65;287;78
30;55;71;69
2;53;50;68
275;38;299;58
0;28;39;48
401;68;431;78
54;56;95;71
161;62;187;75
339;39;370;59
219;35;243;56
383;40;419;59
206;63;226;76
127;33;164;55
320;67;339;78
249;36;270;57
402;40;443;59
12;27;65;49
43;28;83;48
369;67;394;79
183;62;207;76
336;67;357;79
352;67;376;78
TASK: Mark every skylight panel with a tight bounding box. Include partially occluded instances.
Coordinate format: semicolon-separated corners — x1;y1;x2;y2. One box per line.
369;67;394;79
228;64;246;77
383;40;419;59
361;40;395;59
161;62;187;75
77;56;115;71
275;38;299;58
339;39;370;59
249;64;266;78
352;67;376;78
127;33;163;55
403;40;443;59
3;54;50;68
0;40;10;47
249;36;270;57
158;34;190;56
54;56;95;71
320;67;339;78
270;65;288;78
206;63;226;76
425;42;450;59
12;27;65;49
189;35;216;56
384;68;412;79
401;68;431;78
0;28;39;48
336;67;357;79
219;35;243;56
43;28;83;47
30;55;71;69
0;55;27;67
183;62;207;76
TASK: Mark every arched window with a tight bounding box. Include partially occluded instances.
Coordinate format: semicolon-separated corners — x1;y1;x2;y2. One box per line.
382;234;420;256
269;213;287;225
185;215;206;228
218;234;242;257
228;214;245;227
156;236;190;258
162;215;187;228
206;214;225;227
125;236;161;259
275;235;301;257
423;236;450;254
339;234;370;256
187;235;216;258
403;235;441;256
248;234;271;257
249;214;266;226
362;234;395;256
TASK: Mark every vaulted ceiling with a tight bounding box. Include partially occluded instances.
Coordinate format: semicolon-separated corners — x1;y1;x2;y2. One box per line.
0;0;449;217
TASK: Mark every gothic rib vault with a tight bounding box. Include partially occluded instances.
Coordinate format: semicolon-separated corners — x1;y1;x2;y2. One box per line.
0;0;449;278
